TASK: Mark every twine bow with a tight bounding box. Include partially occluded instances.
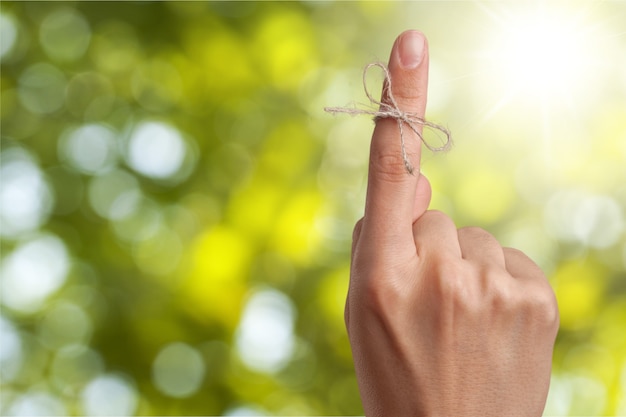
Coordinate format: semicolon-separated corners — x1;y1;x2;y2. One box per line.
324;62;451;175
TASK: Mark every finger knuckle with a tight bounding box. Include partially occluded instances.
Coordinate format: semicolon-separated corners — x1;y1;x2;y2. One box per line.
433;261;474;307
457;225;478;233
458;226;497;245
458;226;486;237
369;150;415;183
485;274;513;309
353;262;407;316
523;283;560;328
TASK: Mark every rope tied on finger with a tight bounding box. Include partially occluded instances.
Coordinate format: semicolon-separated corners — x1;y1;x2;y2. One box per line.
324;62;452;175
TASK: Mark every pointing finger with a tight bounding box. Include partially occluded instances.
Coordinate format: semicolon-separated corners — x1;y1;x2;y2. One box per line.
362;30;430;247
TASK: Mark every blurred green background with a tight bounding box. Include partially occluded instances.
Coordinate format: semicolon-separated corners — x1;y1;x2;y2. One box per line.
1;1;625;415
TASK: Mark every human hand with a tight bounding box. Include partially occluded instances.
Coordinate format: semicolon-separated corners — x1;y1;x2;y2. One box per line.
346;30;559;416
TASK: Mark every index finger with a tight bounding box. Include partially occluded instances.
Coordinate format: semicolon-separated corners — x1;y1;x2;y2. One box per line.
362;30;430;246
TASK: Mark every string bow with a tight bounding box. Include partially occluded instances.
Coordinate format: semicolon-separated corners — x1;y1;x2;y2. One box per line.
324;62;451;175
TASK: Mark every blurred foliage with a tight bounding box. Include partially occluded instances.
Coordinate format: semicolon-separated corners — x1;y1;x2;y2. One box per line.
1;1;625;416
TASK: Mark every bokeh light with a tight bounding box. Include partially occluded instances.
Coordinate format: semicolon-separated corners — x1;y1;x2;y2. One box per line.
0;148;54;238
545;190;624;249
223;405;268;416
38;302;92;350
1;2;624;416
87;169;141;221
81;374;138;416
17;63;67;115
126;121;188;181
50;345;104;395
0;316;22;383
39;7;91;63
5;391;67;416
0;12;18;60
59;124;119;175
1;234;70;313
152;342;206;398
235;288;296;374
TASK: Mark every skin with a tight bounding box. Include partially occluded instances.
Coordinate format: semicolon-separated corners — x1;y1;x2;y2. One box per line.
346;30;560;416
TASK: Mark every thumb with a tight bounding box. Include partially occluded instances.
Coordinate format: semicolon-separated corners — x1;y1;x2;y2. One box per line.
413;173;432;222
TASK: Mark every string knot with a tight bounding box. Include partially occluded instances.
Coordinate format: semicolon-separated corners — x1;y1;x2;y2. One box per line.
324;62;451;175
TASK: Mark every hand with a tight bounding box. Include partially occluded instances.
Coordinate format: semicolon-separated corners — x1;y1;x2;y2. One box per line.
346;30;559;416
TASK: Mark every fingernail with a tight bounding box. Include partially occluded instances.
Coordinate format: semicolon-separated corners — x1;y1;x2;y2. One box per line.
398;31;425;69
